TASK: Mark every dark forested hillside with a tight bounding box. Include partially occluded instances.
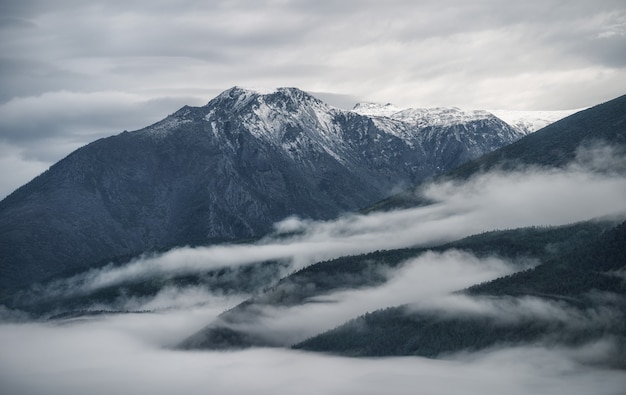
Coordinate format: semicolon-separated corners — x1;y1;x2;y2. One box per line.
293;220;626;361
468;220;626;297
179;220;618;350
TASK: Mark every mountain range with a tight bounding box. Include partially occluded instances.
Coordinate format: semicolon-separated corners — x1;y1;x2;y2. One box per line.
1;88;625;366
1;87;526;291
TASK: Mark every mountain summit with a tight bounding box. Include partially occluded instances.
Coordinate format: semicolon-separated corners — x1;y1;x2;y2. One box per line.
0;87;522;290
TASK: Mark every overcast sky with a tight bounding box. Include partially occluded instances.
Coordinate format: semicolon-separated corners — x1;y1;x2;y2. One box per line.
1;0;625;197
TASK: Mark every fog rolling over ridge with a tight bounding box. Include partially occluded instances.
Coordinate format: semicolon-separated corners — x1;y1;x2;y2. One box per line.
30;143;626;302
2;314;626;395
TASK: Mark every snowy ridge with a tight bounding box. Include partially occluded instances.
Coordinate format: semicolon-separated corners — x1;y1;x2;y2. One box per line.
489;109;584;134
353;102;405;117
144;90;577;148
354;102;495;127
144;87;526;174
391;107;494;128
353;100;579;136
206;87;349;164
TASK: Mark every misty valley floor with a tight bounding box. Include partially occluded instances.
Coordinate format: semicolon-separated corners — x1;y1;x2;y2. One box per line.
1;308;625;395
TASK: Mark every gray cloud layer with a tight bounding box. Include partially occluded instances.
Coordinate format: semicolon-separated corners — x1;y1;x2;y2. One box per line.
1;309;625;395
1;0;625;197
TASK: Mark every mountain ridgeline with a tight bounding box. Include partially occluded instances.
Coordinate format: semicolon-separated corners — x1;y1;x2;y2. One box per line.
180;220;620;351
293;220;626;362
370;94;626;211
0;87;522;291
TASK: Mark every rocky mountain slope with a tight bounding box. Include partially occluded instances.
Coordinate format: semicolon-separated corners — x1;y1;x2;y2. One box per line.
0;87;522;291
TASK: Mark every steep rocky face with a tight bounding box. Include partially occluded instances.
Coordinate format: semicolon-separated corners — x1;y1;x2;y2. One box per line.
0;87;522;290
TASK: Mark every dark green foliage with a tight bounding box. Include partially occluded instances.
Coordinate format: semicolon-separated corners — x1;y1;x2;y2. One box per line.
179;219;618;350
284;219;616;296
446;221;615;261
5;259;289;318
47;309;150;320
180;325;274;350
294;303;625;359
293;220;626;359
469;220;626;297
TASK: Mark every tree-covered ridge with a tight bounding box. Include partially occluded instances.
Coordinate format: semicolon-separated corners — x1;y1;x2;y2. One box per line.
6;218;614;322
468;220;626;297
5;259;289;318
293;301;625;366
292;220;626;362
179;219;617;350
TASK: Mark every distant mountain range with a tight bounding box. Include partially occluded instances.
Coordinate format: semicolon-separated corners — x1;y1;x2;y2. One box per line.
354;101;579;135
1;87;526;291
371;94;626;211
488;108;582;135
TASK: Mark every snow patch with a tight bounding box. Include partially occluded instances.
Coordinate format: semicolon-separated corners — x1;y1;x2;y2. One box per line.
353;102;405;117
489;109;584;134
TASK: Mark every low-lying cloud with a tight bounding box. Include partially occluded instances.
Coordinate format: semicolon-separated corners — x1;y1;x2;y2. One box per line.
211;250;521;347
407;293;625;332
1;312;624;395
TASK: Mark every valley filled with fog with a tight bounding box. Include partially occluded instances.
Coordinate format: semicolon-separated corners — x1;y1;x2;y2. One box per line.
2;144;625;394
2;305;625;395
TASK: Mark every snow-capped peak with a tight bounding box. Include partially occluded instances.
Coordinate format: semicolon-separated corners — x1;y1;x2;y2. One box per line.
353;101;495;128
391;107;494;128
488;108;584;134
353;102;405;117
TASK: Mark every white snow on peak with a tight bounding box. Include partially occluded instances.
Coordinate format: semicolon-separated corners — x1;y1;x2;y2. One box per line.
353;102;405;117
221;86;278;96
391;107;494;128
488;109;584;134
354;100;579;134
243;86;280;95
209;86;260;111
354;102;494;128
214;87;346;163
